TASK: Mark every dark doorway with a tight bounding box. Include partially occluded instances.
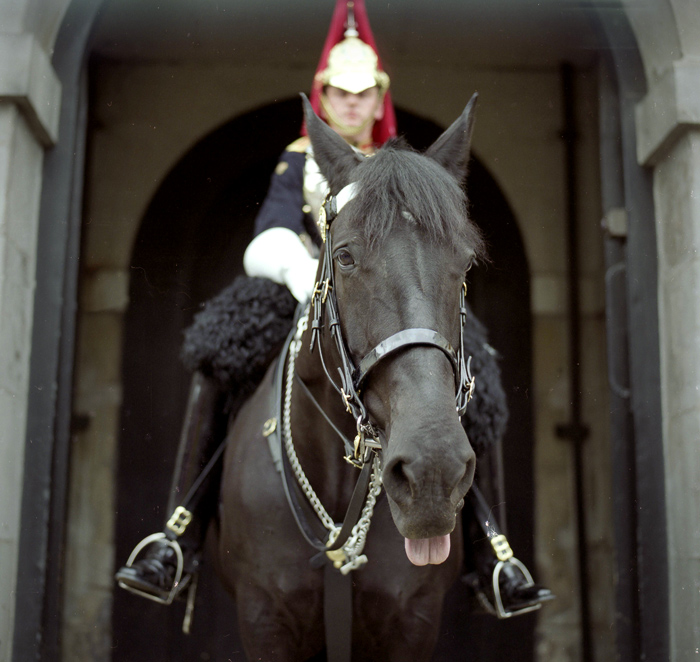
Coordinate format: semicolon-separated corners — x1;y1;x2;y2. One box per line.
112;99;534;661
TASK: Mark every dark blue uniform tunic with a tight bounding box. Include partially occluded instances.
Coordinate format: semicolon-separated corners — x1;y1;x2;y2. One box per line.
253;150;307;237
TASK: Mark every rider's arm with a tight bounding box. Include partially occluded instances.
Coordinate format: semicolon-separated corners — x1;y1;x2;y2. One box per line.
245;144;318;302
252;148;307;236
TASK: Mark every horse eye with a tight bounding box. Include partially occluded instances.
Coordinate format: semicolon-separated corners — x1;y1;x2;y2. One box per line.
335;249;355;267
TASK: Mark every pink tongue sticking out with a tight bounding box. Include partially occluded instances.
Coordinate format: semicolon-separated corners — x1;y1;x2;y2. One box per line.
404;535;451;566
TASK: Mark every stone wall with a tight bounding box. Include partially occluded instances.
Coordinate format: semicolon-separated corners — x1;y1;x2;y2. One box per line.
0;1;68;659
625;0;700;657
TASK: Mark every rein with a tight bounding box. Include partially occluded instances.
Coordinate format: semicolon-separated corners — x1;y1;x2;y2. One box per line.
282;309;383;572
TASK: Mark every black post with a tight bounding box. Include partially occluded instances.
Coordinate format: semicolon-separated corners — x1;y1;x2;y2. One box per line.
555;61;593;662
591;5;669;660
597;53;641;662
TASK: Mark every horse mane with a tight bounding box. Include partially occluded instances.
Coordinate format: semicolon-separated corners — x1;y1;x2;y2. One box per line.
351;137;486;258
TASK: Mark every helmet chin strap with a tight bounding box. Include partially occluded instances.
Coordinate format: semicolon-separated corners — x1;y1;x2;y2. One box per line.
320;93;378;145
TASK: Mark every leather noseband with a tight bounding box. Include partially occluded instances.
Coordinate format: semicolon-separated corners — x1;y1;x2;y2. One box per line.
354;328;460;392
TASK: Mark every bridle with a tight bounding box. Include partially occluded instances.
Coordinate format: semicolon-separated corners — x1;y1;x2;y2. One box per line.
304;183;476;468
280;179;477;559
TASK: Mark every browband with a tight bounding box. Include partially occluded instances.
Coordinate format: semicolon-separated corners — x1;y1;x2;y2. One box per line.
336;182;358;214
318;182;357;242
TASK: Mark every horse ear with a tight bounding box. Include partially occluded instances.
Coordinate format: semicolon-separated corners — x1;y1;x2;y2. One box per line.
425;92;478;183
301;93;363;193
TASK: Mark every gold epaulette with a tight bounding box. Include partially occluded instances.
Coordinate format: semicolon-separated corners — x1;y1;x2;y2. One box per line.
285;136;310;153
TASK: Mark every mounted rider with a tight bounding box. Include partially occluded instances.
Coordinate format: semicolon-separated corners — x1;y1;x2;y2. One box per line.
115;0;552;625
244;0;395;302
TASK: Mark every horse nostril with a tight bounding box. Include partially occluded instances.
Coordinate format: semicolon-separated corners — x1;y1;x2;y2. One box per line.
384;457;413;504
462;451;476;491
450;447;476;505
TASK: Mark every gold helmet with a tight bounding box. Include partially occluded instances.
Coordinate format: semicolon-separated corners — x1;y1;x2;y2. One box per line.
315;35;390;95
315;2;390;95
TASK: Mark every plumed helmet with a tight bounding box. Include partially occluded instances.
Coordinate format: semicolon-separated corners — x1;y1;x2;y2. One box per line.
306;0;397;145
316;35;390;94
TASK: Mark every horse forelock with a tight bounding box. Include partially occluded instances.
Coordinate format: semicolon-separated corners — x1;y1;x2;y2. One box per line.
350;139;486;258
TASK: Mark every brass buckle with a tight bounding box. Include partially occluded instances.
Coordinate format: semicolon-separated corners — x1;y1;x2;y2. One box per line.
490;533;514;562
464;355;476;403
344;418;381;468
326;547;347;569
340;388;353;414
353;415;366;461
344;454;364;469
467;374;476;402
312;279;332;303
325;528;347;568
166;506;193;536
321;278;332;303
344;437;367;468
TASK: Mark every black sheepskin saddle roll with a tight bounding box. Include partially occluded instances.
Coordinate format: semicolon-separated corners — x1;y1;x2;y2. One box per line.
181;276;508;456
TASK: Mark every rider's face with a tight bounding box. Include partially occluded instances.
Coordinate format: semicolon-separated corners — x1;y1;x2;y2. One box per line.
323;86;384;143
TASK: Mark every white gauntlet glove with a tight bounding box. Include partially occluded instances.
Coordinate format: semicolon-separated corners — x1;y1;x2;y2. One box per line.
243;227;319;303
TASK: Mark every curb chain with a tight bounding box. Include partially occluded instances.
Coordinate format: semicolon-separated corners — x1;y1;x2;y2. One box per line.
283;306;382;573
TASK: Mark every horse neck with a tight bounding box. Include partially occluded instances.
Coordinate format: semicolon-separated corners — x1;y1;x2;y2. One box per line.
289;326;359;517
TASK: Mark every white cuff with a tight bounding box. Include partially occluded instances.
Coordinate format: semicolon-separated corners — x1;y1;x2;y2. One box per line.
243;227;318;302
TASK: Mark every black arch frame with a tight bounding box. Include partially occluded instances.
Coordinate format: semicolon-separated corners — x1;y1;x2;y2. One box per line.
12;1;105;660
593;7;669;661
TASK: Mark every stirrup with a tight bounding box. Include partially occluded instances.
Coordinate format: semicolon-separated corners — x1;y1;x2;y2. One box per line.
474;557;543;619
117;532;191;605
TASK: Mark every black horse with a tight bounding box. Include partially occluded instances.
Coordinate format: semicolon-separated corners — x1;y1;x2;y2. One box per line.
213;95;486;661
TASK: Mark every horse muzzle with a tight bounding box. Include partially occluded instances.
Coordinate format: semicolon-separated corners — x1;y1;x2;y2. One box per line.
381;423;476;554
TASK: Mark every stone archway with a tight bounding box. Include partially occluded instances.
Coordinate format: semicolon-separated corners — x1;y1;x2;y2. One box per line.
110;102;535;661
22;2;695;661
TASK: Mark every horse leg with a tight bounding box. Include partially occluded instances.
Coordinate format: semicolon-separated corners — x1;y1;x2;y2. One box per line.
353;577;452;662
350;503;461;662
233;583;325;662
215;375;327;661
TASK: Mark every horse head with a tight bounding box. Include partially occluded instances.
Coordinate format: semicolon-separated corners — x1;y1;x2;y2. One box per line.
303;94;485;567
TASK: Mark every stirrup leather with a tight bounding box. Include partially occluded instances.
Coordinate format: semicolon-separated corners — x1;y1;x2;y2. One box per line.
474;557;543;619
117;532;191;605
